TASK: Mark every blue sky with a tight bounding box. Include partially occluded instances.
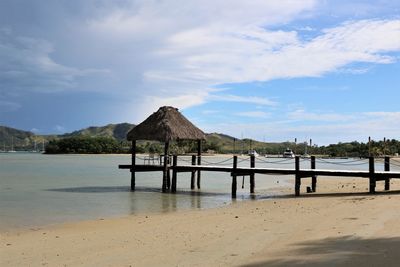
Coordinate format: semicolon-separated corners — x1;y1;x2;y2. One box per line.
0;0;400;144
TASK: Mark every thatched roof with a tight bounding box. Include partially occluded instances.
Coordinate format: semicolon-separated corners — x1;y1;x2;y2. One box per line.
127;106;206;142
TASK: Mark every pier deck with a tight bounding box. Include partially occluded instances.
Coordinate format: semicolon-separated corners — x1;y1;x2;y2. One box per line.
119;156;400;197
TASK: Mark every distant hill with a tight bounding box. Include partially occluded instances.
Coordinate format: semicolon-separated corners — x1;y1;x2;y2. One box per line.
0;126;36;150
0;123;296;154
61;123;135;141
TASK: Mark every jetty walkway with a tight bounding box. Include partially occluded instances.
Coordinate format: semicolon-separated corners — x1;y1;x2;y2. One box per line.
119;155;400;198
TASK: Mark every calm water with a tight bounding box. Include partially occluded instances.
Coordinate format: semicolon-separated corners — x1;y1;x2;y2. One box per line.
0;153;398;230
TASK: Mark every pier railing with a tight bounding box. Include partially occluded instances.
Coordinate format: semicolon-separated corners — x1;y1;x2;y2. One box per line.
119;155;400;198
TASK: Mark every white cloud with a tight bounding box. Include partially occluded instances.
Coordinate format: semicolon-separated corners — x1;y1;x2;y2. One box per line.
208;94;277;106
2;0;400;132
54;125;66;133
288;109;356;122
235;111;270;118
0;29;109;93
200;110;400;144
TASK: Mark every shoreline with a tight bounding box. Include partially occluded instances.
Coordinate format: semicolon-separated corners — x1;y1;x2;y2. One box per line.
3;177;400;266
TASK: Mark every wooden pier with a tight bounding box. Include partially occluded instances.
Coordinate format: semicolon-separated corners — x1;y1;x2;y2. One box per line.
119;155;400;198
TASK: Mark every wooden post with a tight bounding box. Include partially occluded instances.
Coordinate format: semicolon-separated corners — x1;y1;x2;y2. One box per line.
162;141;169;193
369;156;376;194
385;156;390;191
250;155;255;194
311;156;317;192
191;155;196;190
171;155;177;193
130;140;136;191
295;156;300;196
232;155;237;198
197;139;202;189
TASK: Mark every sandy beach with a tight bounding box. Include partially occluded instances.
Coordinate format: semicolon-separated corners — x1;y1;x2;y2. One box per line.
2;177;400;266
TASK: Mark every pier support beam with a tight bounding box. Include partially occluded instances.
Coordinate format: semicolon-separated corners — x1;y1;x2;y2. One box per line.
385;156;390;191
130;140;136;191
171;155;177;193
162;141;170;193
295;156;301;196
311;156;317;192
197;140;202;189
250;155;255;194
369;157;376;194
191;155;196;190
232;156;238;198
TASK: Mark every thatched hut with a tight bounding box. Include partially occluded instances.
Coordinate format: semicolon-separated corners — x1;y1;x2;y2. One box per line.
127;106;206;192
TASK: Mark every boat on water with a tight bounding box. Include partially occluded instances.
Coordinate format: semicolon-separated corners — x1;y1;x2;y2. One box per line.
283;148;295;158
248;149;259;157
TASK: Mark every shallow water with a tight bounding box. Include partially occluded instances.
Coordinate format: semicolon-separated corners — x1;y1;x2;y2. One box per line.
0;153;398;230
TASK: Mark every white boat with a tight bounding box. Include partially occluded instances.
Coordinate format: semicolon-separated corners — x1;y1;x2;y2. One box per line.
248;150;259;157
283;148;295;158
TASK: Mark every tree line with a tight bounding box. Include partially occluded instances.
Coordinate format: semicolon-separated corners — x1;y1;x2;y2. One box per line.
45;136;400;157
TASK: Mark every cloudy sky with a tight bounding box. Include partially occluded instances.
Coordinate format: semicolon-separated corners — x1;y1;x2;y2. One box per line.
1;0;400;144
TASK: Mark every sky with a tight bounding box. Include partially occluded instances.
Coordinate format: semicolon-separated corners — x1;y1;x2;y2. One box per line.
0;0;400;145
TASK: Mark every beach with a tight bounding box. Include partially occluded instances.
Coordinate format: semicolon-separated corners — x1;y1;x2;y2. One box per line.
2;177;400;266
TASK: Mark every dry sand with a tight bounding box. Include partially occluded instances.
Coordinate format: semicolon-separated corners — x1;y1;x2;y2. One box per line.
2;177;400;266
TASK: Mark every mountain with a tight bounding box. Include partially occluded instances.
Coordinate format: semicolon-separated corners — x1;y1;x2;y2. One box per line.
0;123;288;153
61;123;135;141
0;126;36;150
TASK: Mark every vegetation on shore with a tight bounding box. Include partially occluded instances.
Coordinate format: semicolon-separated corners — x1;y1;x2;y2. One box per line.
2;124;400;157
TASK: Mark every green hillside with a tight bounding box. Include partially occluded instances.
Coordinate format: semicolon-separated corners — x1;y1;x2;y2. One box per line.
1;124;399;156
62;123;135;141
0;126;36;150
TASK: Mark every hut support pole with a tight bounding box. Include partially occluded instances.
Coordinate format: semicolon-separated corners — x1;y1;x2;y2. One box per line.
197;140;202;189
171;155;177;193
369;157;376;194
162;141;170;193
191;155;196;190
130;140;136;191
232;156;238;198
311;156;317;192
295;156;301;196
250;155;255;194
385;156;390;191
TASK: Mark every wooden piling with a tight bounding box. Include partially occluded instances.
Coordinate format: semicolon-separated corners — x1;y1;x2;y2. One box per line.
232;156;238;198
171;155;177;193
250;155;255;194
191;155;196;190
162;142;170;193
295;156;300;196
369;157;376;193
311;156;317;192
130;140;136;191
197;140;202;189
385;156;390;191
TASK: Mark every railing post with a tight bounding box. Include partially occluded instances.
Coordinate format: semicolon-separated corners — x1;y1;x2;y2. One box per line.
250;155;255;194
295;156;300;196
369;157;376;193
131;140;136;191
311;156;317;192
385;156;390;191
162;142;169;193
197;140;202;189
191;155;196;190
171;155;177;193
232;156;238;198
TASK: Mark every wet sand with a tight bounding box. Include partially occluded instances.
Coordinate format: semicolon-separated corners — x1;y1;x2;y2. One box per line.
2;177;400;266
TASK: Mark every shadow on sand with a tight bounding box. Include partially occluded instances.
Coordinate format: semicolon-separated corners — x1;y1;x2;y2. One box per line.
241;236;400;267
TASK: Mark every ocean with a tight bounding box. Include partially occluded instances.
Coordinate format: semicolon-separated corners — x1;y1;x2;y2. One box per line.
0;153;396;230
